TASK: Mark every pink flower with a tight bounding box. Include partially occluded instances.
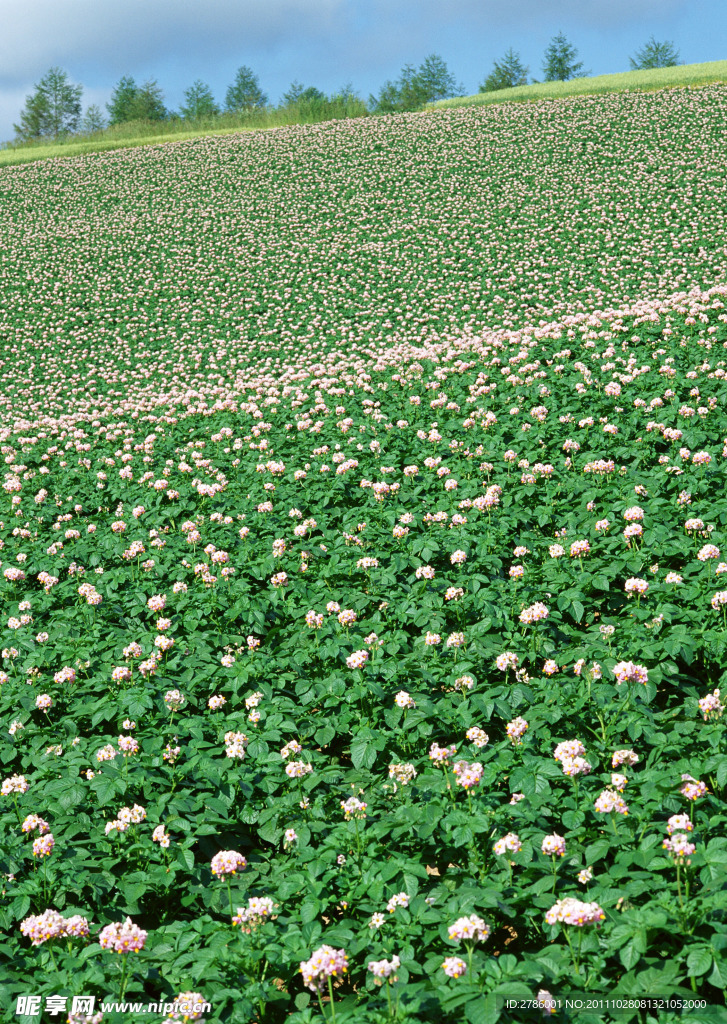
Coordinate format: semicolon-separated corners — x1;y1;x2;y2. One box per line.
680;775;707;801
164;689;185;711
152;825;170;848
453;760;484;789
541;834;566;857
612;749;639;768
210;850;247;877
300;945;349;991
624;578;648;597
346;650;368;669
623;507;644;522
663;834;696;860
21;909;89;946
368;955;401;984
554;740;586;762
448;914;490;942
441;956;468;978
429;742;457;764
570;540;590;558
466;727;489;748
22;814;50;834
667;814;692;834
506;717;528;745
32;833;55;858
233;896;277;930
698;544;720;561
118;735;139;756
99;917;147;953
493;832;522;856
594;789;628;815
519;602;549;624
538;990;557;1016
698;689;724;720
2;774;29;795
612;662;648;686
545;897;605;927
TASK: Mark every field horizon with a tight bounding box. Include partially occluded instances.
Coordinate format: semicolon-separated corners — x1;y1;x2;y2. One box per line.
0;58;725;172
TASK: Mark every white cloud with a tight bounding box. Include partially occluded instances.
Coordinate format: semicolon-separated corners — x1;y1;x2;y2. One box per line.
0;0;703;140
0;0;343;82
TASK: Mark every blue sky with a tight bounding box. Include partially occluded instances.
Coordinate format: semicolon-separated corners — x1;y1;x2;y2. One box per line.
0;0;724;141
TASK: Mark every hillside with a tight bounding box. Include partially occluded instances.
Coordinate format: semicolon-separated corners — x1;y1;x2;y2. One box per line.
2;84;727;1023
433;58;727;109
1;85;727;427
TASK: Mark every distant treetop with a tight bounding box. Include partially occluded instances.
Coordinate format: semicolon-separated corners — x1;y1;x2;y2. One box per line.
225;66;268;113
629;37;681;70
542;32;589;82
14;67;82;141
480;48;530;92
369;53;464;113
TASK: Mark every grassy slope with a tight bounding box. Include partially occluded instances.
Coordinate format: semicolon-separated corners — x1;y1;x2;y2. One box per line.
433;59;727;109
0;123;269;169
1;59;725;171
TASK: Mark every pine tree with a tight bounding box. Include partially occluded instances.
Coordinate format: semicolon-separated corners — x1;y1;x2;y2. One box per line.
416;54;464;103
225;66;268;112
282;83;326;106
370;54;461;113
629;37;680;70
107;77;139;125
127;80;167;121
480;48;529;92
180;80;219;120
542;32;588;82
81;104;106;134
13;91;50;141
368;78;402;114
14;67;82;140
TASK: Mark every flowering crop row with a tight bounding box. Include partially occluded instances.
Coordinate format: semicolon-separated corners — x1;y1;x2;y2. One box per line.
1;87;727;1024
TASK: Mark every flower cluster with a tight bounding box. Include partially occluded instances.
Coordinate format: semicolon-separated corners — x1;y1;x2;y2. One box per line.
545;898;605;927
99;917;148;953
300;945;349;992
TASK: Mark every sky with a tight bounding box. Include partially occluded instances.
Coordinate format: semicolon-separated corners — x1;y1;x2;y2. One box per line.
0;0;724;141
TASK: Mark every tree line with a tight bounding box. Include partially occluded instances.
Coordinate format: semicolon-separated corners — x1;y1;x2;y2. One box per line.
13;34;682;142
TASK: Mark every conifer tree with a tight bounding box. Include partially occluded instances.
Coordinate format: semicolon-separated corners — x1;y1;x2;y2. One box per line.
14;67;82;140
629;37;680;70
542;33;588;82
225;66;268;112
180;80;219;120
480;49;530;92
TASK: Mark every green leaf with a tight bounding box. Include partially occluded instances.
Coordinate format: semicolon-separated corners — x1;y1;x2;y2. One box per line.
620;942;640;970
300;899;320;925
686;946;713;977
350;736;377;769
177;847;195;871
